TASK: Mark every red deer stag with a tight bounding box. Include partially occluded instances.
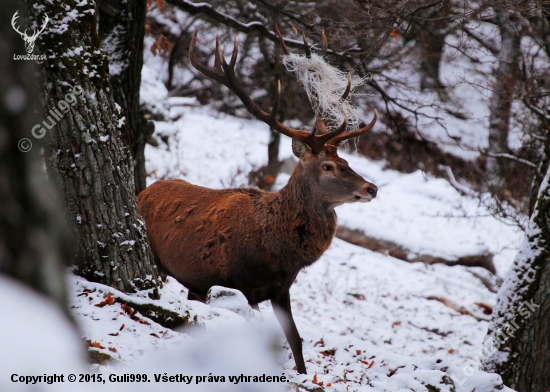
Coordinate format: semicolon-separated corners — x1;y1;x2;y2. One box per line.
138;31;378;374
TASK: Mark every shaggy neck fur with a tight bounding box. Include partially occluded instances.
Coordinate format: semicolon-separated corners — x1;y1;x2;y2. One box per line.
259;162;337;268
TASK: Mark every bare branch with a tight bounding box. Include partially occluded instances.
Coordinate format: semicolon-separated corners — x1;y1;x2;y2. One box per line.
482;151;540;173
523;99;550;122
165;0;351;59
462;26;499;56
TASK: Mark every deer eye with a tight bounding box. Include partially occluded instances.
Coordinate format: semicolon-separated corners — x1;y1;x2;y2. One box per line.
322;164;334;171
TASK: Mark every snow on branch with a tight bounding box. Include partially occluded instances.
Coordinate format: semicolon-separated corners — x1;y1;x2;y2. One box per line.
482;151;540;176
165;0;349;58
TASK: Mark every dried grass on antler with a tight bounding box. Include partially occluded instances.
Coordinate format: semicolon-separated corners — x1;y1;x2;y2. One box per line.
282;52;367;131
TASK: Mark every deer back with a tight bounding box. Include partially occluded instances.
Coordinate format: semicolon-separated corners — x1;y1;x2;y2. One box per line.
138;176;337;300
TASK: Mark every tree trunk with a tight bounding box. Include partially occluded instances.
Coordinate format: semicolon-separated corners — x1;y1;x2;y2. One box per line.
415;0;451;91
26;0;159;293
0;0;72;313
482;164;550;390
98;0;153;195
485;9;521;191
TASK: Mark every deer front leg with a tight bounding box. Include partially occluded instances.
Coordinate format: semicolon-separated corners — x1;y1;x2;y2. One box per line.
271;290;307;374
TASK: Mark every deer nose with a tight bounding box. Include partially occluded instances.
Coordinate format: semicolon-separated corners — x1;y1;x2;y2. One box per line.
366;184;377;198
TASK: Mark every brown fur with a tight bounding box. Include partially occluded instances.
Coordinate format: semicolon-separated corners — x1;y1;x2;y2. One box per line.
138;142;377;374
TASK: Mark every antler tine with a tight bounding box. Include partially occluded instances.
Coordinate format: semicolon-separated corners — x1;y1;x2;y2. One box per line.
327;109;378;147
316;117;348;146
229;33;238;67
313;118;328;136
213;35;223;73
269;80;282;121
302;31;311;58
32;13;49;38
189;32;225;83
341;72;352;101
11;11;25;37
275;24;289;55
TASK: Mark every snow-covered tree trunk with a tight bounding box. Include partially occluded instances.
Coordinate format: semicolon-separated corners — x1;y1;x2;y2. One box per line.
98;0;152;195
0;0;72;313
485;9;521;190
482;164;550;390
26;0;159;293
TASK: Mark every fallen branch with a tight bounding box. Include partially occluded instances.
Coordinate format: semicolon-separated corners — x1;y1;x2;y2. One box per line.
335;226;496;274
426;296;490;321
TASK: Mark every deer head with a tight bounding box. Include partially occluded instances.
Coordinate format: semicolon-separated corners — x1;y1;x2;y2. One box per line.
12;11;49;54
189;30;378;207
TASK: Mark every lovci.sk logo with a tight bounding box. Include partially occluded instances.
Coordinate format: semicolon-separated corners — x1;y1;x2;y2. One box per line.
12;11;48;61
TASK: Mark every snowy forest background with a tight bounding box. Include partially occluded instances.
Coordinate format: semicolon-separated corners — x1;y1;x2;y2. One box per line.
1;0;550;391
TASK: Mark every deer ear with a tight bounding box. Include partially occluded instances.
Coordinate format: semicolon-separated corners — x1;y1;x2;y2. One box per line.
292;139;312;159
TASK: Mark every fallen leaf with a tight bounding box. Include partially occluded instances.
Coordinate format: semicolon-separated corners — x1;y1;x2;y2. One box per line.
108;332;119;337
108;347;117;352
90;341;105;349
314;338;325;347
312;374;323;386
119;324;125;331
121;304;134;316
95;293;115;307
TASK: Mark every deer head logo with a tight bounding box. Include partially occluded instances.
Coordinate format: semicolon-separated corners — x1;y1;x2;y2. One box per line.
11;11;49;54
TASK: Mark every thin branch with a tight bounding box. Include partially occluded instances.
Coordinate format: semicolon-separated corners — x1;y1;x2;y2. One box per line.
462;26;499;56
523;99;550;122
482;151;541;173
438;164;477;196
165;0;352;59
403;0;443;37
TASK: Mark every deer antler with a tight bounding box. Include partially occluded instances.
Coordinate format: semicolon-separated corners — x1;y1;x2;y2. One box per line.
189;32;348;153
11;11;27;38
29;14;49;40
326;109;378;147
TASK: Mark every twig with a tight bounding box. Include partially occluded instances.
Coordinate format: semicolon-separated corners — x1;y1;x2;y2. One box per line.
438;164;477;196
165;0;352;59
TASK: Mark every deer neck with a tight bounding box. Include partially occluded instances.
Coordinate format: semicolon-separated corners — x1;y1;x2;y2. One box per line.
271;163;337;250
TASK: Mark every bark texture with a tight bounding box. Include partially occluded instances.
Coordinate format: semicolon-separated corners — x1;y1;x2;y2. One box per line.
482;165;550;391
98;0;152;195
0;0;72;312
26;0;159;292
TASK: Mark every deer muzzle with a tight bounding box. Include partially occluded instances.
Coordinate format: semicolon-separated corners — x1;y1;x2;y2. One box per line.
353;183;377;202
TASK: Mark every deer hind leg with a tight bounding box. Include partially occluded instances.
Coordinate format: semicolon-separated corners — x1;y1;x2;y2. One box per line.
271;290;307;374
